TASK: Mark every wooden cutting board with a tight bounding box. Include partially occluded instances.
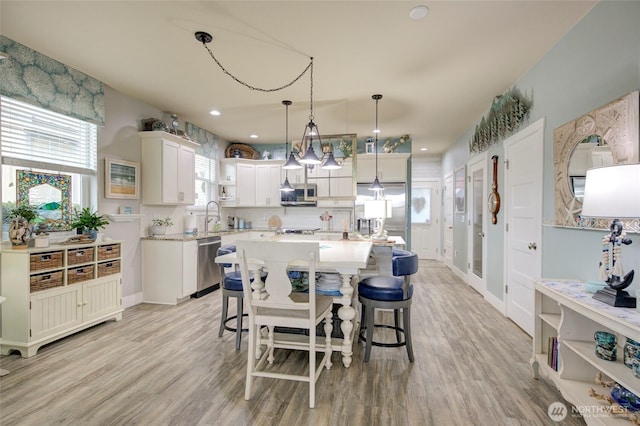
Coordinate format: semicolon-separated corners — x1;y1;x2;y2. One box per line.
267;215;281;229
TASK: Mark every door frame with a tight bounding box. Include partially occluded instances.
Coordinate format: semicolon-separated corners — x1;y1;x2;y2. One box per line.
466;153;488;296
442;172;454;267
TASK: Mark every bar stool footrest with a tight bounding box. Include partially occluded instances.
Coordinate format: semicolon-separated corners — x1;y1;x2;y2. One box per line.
223;314;249;333
359;324;407;348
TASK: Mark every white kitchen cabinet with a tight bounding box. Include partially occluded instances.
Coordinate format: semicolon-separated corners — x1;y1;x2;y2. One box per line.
308;159;354;207
307;159;353;179
142;239;198;305
284;167;305;184
255;161;284;206
139;131;198;205
219;159;256;207
356;153;409;183
236;162;256;207
1;241;123;358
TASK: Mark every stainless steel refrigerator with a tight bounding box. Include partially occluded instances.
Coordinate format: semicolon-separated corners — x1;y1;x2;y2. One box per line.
355;183;407;242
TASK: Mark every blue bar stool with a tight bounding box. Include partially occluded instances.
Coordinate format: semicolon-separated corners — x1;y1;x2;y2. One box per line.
217;244;266;350
358;249;418;362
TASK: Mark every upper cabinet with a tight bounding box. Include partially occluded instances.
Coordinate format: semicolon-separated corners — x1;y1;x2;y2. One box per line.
220;158;283;207
307;158;355;207
356;153;410;183
139;131;198;205
255;161;284;207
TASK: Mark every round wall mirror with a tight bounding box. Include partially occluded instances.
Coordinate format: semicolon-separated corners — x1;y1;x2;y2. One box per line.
553;91;639;231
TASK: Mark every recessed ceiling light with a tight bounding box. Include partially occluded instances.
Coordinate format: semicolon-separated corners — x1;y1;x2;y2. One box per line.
250;134;258;139
409;5;429;20
209;110;221;116
420;147;428;151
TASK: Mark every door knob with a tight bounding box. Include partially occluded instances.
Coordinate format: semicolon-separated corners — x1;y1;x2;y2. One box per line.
528;242;537;250
478;232;485;237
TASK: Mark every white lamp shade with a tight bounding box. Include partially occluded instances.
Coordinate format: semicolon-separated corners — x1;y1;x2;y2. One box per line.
364;199;392;219
581;163;640;218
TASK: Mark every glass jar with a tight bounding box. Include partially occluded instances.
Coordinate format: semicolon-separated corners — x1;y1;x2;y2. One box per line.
624;338;640;369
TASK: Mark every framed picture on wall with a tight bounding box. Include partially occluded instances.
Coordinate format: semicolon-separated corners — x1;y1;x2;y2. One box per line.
105;158;139;199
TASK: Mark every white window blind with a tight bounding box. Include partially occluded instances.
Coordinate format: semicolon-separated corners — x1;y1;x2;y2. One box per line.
1;96;97;175
194;153;216;207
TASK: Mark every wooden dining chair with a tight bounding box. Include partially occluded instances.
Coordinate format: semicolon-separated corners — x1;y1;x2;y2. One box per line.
236;240;334;409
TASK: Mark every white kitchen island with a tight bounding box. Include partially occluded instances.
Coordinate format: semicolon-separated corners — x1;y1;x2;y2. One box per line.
215;237;373;368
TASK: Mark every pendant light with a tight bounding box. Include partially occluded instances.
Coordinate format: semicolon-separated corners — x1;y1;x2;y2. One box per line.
369;94;385;191
298;58;322;165
280;100;295;192
282;99;301;170
322;149;341;170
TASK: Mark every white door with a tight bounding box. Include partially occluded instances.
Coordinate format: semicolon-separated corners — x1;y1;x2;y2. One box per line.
505;118;544;336
467;154;487;295
442;173;454;266
410;179;441;259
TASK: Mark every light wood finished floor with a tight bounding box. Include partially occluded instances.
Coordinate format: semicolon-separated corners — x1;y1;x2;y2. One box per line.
0;260;585;425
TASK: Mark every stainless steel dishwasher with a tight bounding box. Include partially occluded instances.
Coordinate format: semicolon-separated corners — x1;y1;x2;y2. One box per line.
194;236;221;298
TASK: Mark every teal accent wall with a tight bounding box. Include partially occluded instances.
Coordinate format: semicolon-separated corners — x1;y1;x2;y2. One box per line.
442;1;640;301
0;36;105;126
185;122;219;159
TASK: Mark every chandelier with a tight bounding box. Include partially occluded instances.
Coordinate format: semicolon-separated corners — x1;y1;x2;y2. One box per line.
194;31;340;170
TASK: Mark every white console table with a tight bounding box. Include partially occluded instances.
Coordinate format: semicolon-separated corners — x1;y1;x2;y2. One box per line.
532;279;640;425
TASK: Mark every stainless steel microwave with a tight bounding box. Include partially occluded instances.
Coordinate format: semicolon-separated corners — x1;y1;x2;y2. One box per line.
280;184;317;207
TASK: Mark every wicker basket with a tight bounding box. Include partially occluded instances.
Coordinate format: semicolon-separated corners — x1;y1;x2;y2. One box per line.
68;265;95;285
98;244;120;261
30;251;64;271
67;247;95;266
30;270;64;293
97;260;121;278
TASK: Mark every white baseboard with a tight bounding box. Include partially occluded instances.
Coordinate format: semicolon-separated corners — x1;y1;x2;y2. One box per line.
484;290;506;315
123;292;143;309
451;265;467;283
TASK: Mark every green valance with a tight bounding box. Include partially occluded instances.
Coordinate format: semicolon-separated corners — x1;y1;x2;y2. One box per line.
0;36;105;126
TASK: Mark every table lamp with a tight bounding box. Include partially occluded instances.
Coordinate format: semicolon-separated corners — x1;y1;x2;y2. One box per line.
364;199;392;242
581;163;640;307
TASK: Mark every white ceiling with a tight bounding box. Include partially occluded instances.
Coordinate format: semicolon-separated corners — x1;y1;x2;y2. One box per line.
1;1;596;155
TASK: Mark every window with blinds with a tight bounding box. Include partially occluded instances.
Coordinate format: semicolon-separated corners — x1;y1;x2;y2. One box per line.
1;96;97;174
194;153;216;207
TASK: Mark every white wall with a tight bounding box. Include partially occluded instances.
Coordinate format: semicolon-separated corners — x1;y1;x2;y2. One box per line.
99;86;167;302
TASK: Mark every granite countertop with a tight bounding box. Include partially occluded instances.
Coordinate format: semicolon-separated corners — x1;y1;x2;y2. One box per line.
140;229;405;246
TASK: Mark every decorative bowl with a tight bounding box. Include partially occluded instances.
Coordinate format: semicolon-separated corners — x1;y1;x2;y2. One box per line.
585;281;607;293
611;384;640;411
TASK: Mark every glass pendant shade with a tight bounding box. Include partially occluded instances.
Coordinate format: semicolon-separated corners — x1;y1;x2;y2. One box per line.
322;152;341;170
369;177;384;191
279;176;295;192
283;152;302;169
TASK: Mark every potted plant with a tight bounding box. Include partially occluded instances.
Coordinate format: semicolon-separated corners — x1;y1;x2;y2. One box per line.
8;205;37;249
151;217;173;236
71;207;109;239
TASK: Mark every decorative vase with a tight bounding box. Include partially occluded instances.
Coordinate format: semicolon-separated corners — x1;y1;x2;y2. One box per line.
151;225;167;236
88;229;98;240
9;217;31;249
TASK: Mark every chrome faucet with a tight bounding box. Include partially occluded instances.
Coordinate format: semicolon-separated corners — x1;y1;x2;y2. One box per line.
205;200;220;233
